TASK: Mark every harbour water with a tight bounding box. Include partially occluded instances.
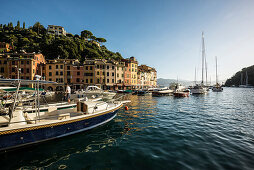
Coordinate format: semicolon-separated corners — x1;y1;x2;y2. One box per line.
1;87;254;169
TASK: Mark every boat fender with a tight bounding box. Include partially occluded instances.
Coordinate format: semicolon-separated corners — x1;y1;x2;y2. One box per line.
125;106;128;111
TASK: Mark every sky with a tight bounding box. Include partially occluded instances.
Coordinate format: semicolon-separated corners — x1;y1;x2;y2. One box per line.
1;0;254;82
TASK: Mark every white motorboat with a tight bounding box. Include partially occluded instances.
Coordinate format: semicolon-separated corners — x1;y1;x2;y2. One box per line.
71;86;116;100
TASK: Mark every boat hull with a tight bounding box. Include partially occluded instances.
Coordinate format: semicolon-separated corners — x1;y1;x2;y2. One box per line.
173;92;189;97
0;105;121;152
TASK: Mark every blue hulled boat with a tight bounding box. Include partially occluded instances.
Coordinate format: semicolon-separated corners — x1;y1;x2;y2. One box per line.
0;100;123;152
0;77;125;152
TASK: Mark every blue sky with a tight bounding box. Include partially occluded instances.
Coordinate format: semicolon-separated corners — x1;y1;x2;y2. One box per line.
1;0;254;82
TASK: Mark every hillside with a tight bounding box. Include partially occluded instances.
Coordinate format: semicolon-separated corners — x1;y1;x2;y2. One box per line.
225;65;254;86
0;21;123;61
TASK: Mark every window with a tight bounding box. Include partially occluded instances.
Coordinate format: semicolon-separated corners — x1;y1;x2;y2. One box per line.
77;66;80;70
33;69;35;73
12;61;15;65
26;76;29;80
76;78;80;82
49;72;52;76
112;79;114;83
97;65;99;69
112;66;114;69
107;72;109;76
117;73;119;77
60;65;63;69
67;66;70;70
49;78;52;81
56;65;58;69
90;79;93;83
21;61;24;64
132;64;134;67
0;67;4;73
67;79;71;83
90;66;93;70
103;72;105;75
49;65;52;69
26;68;29;73
107;79;109;83
67;71;70;76
122;74;124;77
56;71;59;75
60;71;63;75
107;66;109;69
27;61;29;64
85;73;93;76
86;79;88;83
33;61;35;66
97;71;99;75
112;73;114;76
77;72;80;75
86;66;88;70
4;61;7;64
97;79;100;83
102;65;105;69
12;67;15;72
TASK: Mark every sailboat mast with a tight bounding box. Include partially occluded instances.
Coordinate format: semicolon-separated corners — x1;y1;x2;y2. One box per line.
194;67;196;85
246;71;248;85
201;32;205;85
216;56;218;85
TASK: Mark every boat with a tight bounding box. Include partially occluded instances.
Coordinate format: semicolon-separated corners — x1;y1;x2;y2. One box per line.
212;56;223;92
191;32;208;94
152;87;173;96
239;71;254;88
71;86;116;100
0;77;126;152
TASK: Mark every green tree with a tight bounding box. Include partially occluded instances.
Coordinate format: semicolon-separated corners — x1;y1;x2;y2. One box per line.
96;37;107;43
81;30;93;39
32;22;46;35
16;21;20;30
23;22;25;29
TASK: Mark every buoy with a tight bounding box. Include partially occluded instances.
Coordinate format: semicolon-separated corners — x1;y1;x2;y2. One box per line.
124;106;129;111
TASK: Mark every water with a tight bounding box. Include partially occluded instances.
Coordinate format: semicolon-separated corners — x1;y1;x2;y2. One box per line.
1;87;254;169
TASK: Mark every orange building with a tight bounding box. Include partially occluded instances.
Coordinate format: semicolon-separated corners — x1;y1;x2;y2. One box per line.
0;53;45;80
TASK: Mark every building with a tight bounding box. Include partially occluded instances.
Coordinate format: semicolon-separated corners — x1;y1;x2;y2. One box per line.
115;61;125;90
123;57;138;89
43;59;84;91
0;53;45;80
137;65;157;89
0;53;45;87
47;25;67;36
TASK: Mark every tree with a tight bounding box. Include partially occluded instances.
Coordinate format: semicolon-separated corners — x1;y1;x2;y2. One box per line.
96;37;107;43
81;30;93;39
23;22;25;29
32;22;46;35
16;21;20;30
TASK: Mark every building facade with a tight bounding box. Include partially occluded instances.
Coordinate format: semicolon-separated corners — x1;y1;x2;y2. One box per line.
47;25;67;36
0;53;45;80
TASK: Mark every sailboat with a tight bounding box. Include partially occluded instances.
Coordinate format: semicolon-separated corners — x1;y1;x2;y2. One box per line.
239;71;254;88
191;32;208;94
212;56;223;92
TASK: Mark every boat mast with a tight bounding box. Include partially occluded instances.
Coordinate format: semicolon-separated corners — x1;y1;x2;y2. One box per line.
194;67;196;85
201;32;205;86
241;73;243;85
215;56;218;85
246;71;248;85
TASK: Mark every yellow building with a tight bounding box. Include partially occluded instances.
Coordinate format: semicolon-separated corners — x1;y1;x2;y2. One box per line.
129;57;138;89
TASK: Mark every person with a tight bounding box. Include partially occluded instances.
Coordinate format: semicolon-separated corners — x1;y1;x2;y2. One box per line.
66;84;71;103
